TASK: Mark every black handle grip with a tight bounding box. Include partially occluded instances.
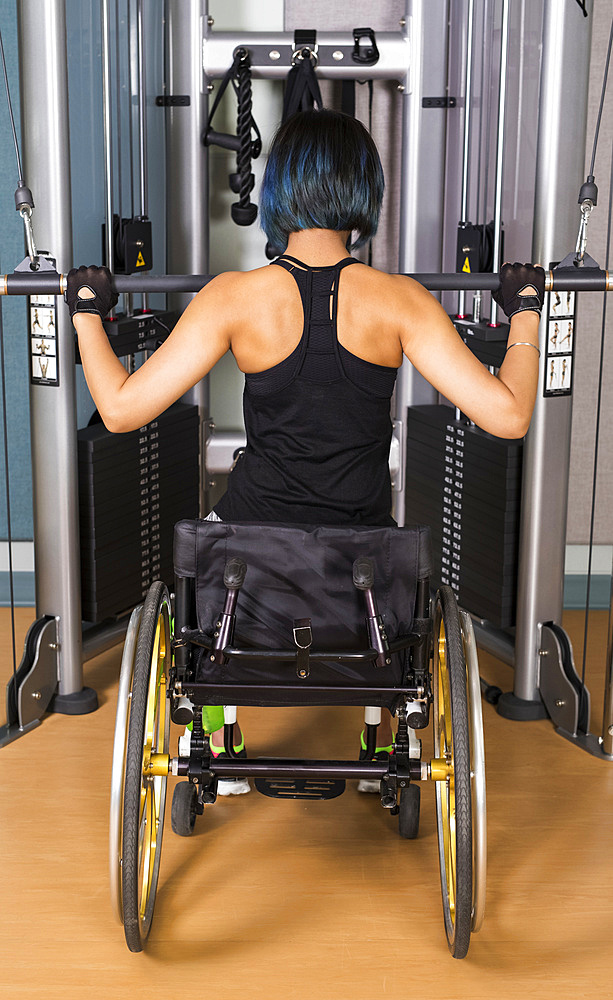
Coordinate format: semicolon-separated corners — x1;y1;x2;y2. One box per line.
204;129;241;153
353;557;374;591
224;557;247;590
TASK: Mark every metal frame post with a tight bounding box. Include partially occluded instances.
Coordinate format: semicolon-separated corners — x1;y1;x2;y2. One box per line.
488;0;510;327
395;0;450;523
16;0;93;710
503;0;593;712
456;0;475;321
166;0;211;515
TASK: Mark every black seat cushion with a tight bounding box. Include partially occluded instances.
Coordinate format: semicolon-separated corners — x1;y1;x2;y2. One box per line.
173;520;432;707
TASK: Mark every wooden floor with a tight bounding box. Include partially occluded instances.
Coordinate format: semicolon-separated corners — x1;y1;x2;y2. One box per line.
1;608;613;998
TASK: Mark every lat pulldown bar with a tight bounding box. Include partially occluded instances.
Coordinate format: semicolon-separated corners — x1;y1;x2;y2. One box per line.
2;269;611;296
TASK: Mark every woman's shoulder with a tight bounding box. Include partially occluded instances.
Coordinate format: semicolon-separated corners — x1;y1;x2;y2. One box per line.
339;263;432;325
194;266;287;318
341;261;429;298
203;264;293;297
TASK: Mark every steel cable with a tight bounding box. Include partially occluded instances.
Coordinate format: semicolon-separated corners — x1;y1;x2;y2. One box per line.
579;132;613;701
0;285;18;701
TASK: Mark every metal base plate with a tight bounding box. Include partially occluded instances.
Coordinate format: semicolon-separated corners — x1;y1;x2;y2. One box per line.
556;727;613;762
0;718;41;748
255;776;345;800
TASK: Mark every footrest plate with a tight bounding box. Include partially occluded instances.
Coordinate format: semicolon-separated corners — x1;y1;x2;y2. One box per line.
255;777;346;800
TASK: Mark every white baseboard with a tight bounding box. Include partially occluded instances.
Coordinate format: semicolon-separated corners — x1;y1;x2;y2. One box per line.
0;542;35;573
565;544;613;575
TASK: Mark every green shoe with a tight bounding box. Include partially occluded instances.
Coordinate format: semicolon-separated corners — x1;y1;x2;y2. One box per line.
358;729;393;793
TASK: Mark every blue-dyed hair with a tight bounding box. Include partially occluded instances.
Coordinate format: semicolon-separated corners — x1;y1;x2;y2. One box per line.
259;109;384;251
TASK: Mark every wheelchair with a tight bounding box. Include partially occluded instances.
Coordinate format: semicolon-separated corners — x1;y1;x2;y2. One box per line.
109;519;486;959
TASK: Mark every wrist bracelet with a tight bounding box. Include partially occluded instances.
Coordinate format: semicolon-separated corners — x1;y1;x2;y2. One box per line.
506;341;541;357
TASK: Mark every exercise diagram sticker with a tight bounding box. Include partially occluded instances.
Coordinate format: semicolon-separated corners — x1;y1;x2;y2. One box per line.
544;281;574;397
30;293;59;386
546;354;572;392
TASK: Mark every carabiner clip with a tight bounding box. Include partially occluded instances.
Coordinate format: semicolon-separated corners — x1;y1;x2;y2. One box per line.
292;44;318;67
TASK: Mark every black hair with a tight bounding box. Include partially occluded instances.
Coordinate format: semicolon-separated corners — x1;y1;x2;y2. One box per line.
259;109;384;251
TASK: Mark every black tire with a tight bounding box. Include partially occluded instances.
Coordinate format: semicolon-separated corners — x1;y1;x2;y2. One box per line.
433;586;472;960
121;581;171;953
398;782;420;839
171;781;198;837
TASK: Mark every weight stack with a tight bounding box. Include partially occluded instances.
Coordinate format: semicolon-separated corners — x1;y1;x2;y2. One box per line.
404;405;523;629
78;402;200;622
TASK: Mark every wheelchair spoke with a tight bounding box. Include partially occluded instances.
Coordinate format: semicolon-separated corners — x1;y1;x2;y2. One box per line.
433;586;472;958
139;783;155;920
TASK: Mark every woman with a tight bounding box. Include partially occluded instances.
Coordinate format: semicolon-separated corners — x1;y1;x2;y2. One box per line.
68;109;543;792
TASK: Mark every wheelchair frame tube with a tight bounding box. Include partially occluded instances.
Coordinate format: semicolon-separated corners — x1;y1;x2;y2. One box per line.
175;757;423;781
182;683;420;702
412;577;431;678
173;575;195;671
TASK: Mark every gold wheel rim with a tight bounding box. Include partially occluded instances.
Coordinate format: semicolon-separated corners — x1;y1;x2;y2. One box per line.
436;617;457;921
138;612;168;927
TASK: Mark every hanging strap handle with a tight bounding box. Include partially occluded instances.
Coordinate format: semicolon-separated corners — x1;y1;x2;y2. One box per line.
282;30;323;122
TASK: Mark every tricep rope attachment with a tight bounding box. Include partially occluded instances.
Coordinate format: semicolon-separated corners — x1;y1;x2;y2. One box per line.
202;48;261;227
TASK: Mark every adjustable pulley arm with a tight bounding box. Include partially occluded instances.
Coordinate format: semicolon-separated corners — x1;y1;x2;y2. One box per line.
2;268;612;298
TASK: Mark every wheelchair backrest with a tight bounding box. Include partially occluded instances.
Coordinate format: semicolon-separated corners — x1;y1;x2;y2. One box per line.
173;520;432;651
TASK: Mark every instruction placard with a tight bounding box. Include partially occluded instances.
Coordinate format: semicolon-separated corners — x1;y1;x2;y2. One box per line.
544;279;574;398
30;293;59;386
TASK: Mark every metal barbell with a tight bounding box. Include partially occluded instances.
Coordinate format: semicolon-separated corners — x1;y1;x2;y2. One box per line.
1;268;612;297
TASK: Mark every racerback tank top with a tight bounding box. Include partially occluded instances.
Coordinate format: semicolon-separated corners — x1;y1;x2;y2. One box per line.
214;255;398;525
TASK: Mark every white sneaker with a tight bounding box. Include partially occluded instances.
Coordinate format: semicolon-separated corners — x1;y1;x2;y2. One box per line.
178;726;191;757
217;777;251;796
357;778;381;793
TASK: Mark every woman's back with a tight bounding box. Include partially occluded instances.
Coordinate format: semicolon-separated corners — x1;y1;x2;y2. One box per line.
227;254;404;375
216;254;400;525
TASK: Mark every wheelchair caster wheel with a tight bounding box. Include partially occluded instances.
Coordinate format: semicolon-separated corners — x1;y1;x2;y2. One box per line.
171;781;198;837
398;783;420;839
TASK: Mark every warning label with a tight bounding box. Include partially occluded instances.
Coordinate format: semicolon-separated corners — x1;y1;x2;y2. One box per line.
136;251;146;267
462;256;471;273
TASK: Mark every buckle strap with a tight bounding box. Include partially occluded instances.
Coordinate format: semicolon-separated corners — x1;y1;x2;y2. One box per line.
293;617;312;679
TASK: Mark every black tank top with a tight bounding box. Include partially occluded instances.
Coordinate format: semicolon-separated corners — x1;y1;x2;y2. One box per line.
215;255;398;525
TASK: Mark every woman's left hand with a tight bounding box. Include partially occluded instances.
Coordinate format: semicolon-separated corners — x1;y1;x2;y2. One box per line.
66;264;119;320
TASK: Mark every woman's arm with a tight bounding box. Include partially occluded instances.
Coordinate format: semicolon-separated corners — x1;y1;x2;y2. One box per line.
70;267;238;432
397;265;543;438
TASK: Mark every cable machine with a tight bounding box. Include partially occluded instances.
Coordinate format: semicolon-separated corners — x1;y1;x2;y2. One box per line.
2;0;612;763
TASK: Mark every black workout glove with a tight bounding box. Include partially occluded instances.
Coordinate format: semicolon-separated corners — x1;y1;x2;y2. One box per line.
493;262;545;319
66;264;118;320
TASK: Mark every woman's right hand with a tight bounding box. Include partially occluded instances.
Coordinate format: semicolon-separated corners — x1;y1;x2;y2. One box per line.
493;262;545;319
